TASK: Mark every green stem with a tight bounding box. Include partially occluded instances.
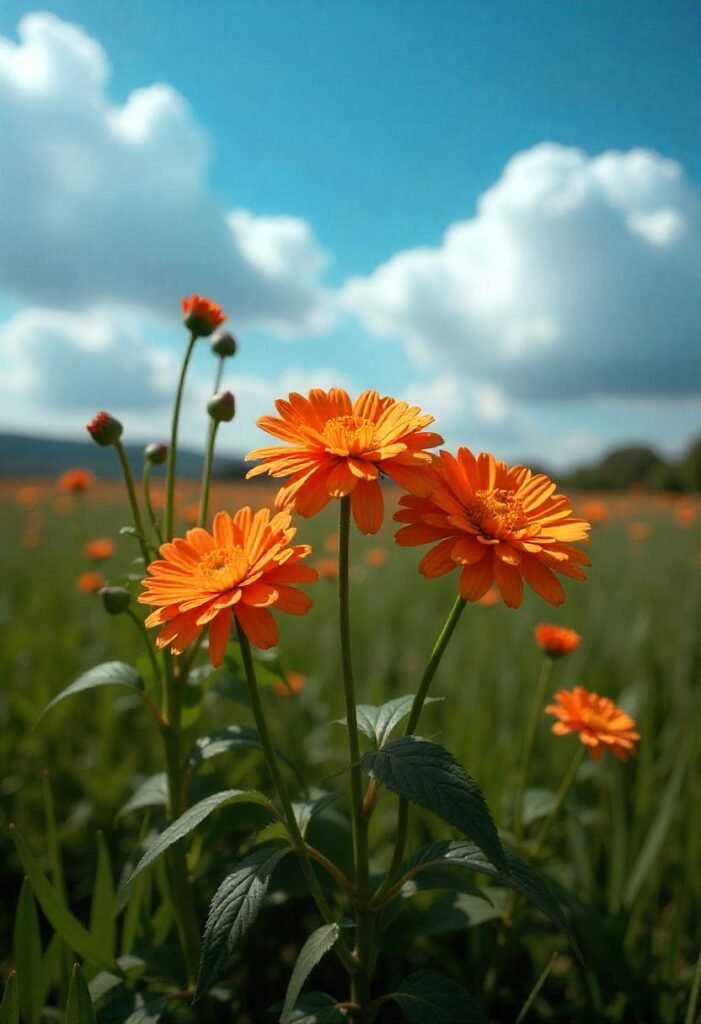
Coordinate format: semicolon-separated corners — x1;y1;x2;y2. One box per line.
685;942;701;1024
213;354;225;393
515;951;559;1024
533;745;586;857
236;622;356;974
165;332;197;540
142;461;163;546
114;440;151;567
514;656;555;841
337;497;372;1007
375;595;467;898
197;419;219;528
125;608;164;714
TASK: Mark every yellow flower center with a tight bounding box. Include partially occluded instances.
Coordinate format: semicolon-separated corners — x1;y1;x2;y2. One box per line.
467;488;528;537
322;415;377;456
198;546;248;591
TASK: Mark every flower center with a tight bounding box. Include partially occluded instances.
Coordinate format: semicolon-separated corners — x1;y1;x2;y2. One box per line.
322;415;376;456
466;488;528;537
198;545;248;591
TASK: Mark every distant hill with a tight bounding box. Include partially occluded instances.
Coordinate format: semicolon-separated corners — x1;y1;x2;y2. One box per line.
0;433;246;480
559;437;701;492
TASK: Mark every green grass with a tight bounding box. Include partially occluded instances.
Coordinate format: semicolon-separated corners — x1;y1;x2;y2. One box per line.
1;487;699;1022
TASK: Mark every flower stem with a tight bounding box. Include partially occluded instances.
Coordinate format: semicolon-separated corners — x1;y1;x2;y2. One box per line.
375;595;467;898
125;608;164;715
142;461;163;546
235;622;356;974
533;744;585;857
337;497;372;1007
197;419;219;528
114;439;151;567
165;332;196;540
514;656;555;841
213;354;225;393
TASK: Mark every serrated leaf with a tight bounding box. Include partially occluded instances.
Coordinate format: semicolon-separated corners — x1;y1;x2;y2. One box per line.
291;791;339;838
195;845;289;999
37;662;145;724
13;879;42;1024
353;695;442;748
115;773;168;820
9;827;119;975
275;992;345;1024
188;725;265;767
403;840;582;960
387;970;487;1023
66;964;97;1024
280;924;340;1024
129;789;273;884
89;834;115;958
0;972;19;1024
255;822;291;845
400;864;488;901
360;737;505;871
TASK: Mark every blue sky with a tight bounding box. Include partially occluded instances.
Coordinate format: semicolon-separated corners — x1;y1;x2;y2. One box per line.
1;1;700;468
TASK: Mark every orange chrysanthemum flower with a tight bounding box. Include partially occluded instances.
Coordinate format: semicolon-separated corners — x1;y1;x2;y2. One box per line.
138;507;317;666
58;468;96;493
274;671;306;697
181;294;226;337
83;538;116;562
245;388;442;534
76;571;106;593
545;687;640;762
394;448;591;607
364;547;388;568
313;557;339;581
535;623;581;657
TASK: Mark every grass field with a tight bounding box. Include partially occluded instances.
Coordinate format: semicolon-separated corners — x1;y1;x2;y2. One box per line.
1;478;699;1022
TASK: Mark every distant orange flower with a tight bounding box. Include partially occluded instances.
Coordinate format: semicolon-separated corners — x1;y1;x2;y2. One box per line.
675;502;696;528
395;448;591;607
76;571;106;594
628;521;651;543
313;557;339;581
83;538;116;562
274;671;306;697
535;624;581;657
364;547;388;568
246;388;442;534
182;503;200;527
581;499;607;524
478;587;500;607
181;294;226;337
139;508;317;665
58;468;96;493
546;687;640;762
324;532;340;554
16;485;39;507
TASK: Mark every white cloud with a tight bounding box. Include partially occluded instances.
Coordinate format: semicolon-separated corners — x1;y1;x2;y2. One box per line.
0;13;331;334
342;143;701;399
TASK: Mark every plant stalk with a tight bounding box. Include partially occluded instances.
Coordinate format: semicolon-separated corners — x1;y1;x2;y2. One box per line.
142;461;163;546
114;439;151;567
165;332;197;540
533;745;586;857
197;419;219;528
514;656;555;840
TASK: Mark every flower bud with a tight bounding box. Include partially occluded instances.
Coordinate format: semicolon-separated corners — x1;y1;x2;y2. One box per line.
210;331;238;358
145;442;168;465
87;411;123;447
207;390;236;423
100;586;131;615
181;294;226;338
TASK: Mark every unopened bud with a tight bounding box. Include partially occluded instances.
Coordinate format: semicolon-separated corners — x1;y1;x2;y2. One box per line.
181;294;225;338
145;442;168;465
100;586;131;615
211;331;238;358
87;411;123;447
207;390;236;423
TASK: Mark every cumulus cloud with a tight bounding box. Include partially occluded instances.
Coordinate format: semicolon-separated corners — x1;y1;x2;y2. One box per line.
343;143;701;399
0;13;331;333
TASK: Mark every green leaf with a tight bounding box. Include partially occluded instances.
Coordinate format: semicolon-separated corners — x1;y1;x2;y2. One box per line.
13;879;42;1024
9;827;119;975
280;924;340;1024
360;737;506;872
66;964;97;1024
129;789;274;884
274;993;345;1024
0;972;19;1024
115;773;168;820
195;844;289;999
403;840;582;960
37;662;145;723
400;864;489;901
387;970;487;1024
90;833;116;958
521;788;556;828
188;725;301;781
354;695;442;748
291;791;339;838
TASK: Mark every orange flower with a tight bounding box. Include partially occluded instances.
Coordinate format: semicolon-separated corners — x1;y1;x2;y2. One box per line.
76;571;106;593
628;521;651;543
581;499;608;524
181;294;226;337
274;671;306;697
535;623;581;657
313;557;339;581
364;546;388;568
246;389;442;534
83;538;116;562
675;502;696;528
395;448;590;607
478;586;500;607
58;468;96;493
139;507;317;666
545;687;640;762
16;485;40;508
